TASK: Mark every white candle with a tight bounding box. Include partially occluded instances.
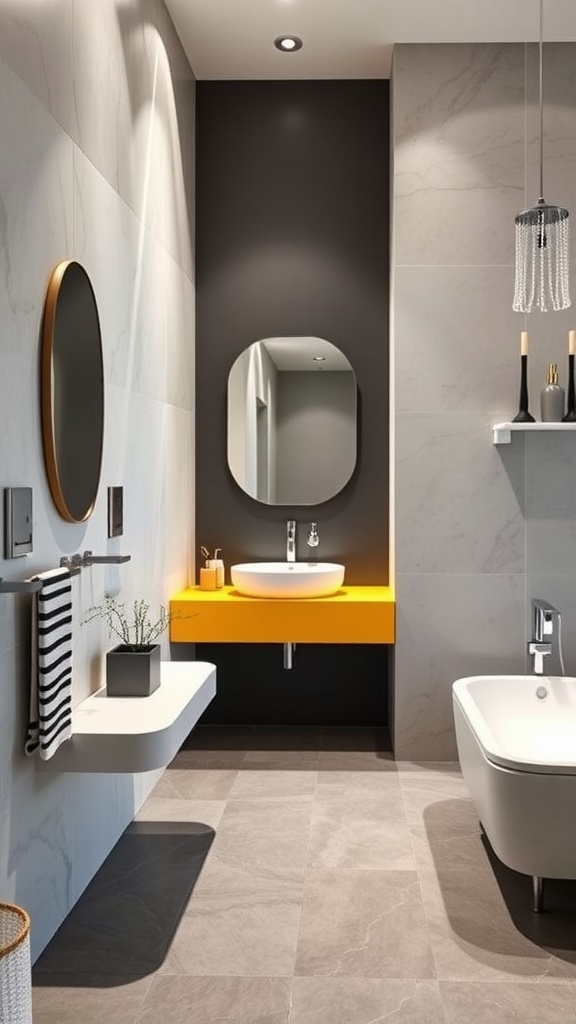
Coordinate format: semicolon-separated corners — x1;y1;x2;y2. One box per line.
521;331;528;356
569;330;576;356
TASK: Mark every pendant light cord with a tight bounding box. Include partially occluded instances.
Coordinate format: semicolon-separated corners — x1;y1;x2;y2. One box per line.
539;0;544;199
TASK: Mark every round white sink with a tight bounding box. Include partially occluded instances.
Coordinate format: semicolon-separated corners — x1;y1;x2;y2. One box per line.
230;562;345;599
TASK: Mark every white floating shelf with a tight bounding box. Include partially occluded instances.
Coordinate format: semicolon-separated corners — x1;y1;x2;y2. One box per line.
36;661;216;773
492;422;576;445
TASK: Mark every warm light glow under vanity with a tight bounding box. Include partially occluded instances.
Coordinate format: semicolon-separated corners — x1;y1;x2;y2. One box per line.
170;585;395;644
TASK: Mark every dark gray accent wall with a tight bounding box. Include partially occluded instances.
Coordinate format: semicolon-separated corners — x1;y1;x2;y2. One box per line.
196;80;390;581
194;80;390;727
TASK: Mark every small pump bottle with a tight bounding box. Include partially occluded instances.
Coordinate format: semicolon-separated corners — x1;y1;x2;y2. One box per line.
541;363;565;422
207;548;225;588
199;545;218;590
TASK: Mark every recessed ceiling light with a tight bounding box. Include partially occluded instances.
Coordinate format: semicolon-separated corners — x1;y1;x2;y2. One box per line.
274;35;303;52
312;356;326;361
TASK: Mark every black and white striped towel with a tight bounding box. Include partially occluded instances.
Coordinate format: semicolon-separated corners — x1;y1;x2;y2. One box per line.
25;567;73;760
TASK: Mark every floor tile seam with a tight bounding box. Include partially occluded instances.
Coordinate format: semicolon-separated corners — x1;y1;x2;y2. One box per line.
396;778;466;797
155;972;298;979
226;777;319;800
222;793;316;804
303;865;422;878
209;833;313;850
407;820;485;839
291;968;440;982
435;975;576;987
170;760;247;771
203;838;314;864
184;875;308;904
397;865;442;983
309;806;407;820
154;968;299;981
313;774;403;791
35;967;142;979
309;798;407;823
140;972;454;983
305;864;420;874
166;763;241;773
290;773;325;978
241;742;322;751
209;830;314;850
313;772;404;785
240;760;321;768
393;770;461;782
316;756;399;767
158;769;241;786
397;771;419;854
115;972;155;1024
134;975;281;1022
217;804;315;821
309;797;410;818
212;813;315;831
289;974;442;982
397;774;467;790
143;795;233;804
140;794;229;805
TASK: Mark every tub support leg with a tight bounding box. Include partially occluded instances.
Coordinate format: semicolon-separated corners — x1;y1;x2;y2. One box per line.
532;875;544;913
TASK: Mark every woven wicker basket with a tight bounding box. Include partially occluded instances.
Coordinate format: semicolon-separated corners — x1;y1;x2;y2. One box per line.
0;904;32;1024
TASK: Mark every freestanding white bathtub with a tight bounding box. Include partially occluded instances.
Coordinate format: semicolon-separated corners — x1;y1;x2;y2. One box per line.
453;674;576;911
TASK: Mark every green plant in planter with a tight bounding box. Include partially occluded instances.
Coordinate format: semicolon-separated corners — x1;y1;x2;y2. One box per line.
84;596;172;696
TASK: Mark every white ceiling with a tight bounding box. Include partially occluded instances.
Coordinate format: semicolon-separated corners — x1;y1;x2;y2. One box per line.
262;337;353;371
164;0;576;81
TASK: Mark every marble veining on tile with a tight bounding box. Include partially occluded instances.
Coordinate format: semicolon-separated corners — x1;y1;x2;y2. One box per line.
32;728;576;1022
393;44;525;267
393;573;526;761
395;413;525;575
0;0;197;964
295;869;436;978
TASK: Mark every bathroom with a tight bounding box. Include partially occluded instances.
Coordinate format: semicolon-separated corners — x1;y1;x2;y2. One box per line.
2;1;576;1022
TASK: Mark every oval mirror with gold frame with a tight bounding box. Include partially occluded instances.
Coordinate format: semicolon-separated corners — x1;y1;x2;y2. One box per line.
41;261;104;523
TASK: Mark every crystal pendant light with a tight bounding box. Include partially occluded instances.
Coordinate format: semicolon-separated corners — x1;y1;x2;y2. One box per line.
513;0;570;313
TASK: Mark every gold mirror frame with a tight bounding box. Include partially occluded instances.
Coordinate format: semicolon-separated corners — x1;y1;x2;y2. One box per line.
41;260;105;523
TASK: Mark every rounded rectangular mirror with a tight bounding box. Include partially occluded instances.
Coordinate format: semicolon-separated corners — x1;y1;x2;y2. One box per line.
227;337;357;505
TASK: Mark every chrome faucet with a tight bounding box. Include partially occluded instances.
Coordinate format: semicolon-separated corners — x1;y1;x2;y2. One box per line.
528;598;559;675
286;520;296;562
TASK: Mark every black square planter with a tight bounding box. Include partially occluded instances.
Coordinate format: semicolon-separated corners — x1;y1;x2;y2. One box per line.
106;644;161;697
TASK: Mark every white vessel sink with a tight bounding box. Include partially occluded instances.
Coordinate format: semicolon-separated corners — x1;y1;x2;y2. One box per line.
231;561;345;599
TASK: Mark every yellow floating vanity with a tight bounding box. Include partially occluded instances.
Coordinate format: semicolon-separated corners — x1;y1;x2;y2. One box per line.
170;585;395;644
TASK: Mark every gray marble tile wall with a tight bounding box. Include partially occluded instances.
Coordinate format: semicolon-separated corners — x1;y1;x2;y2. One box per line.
0;0;195;958
392;43;576;758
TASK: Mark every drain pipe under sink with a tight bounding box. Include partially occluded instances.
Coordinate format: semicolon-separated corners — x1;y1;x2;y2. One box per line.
283;642;296;669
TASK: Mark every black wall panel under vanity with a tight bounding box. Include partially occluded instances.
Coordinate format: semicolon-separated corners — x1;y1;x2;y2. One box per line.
195;80;390;726
195;643;389;728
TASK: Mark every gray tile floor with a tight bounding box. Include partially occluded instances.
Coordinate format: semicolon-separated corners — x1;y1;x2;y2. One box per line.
32;727;576;1023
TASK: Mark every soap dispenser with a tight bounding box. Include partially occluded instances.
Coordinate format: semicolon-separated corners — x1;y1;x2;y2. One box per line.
207;548;225;589
199;545;217;590
541;363;565;422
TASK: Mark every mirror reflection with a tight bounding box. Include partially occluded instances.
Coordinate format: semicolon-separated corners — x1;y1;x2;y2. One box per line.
41;261;104;523
227;337;357;505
